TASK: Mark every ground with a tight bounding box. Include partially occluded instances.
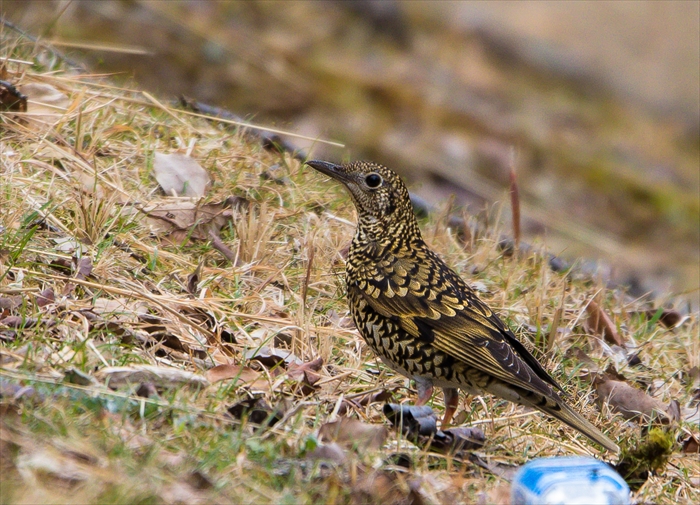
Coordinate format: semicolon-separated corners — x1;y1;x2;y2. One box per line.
0;31;698;504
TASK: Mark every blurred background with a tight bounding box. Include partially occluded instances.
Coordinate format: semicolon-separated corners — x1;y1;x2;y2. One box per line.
3;0;699;302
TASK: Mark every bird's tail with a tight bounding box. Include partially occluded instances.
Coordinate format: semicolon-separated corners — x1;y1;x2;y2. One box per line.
532;395;620;453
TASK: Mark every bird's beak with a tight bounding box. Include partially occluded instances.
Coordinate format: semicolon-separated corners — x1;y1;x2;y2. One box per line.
305;160;349;183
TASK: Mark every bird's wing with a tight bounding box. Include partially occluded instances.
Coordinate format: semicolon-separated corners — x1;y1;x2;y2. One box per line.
354;248;562;396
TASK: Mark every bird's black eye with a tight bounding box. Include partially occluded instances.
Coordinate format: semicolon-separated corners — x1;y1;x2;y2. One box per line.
365;173;383;188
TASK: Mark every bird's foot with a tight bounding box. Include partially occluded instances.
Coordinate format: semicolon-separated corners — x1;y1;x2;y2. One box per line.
414;376;433;406
440;387;460;428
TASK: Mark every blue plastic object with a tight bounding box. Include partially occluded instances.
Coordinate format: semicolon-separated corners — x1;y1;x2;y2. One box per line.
511;456;630;505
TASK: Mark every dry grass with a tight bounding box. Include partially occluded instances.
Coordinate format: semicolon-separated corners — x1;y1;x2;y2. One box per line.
1;30;698;504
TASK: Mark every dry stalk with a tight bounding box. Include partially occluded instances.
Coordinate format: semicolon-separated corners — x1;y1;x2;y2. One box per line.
232;201;276;266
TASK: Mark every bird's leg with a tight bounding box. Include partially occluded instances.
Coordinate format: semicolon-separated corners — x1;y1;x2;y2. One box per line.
414;376;433;406
441;387;460;428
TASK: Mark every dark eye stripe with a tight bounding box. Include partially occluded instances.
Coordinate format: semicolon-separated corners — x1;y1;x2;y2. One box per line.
365;173;382;188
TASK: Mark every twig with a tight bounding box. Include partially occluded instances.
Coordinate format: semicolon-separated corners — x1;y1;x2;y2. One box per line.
208;230;238;265
509;146;521;252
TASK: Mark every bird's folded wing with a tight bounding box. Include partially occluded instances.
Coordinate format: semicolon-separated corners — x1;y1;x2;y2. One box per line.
355;257;561;396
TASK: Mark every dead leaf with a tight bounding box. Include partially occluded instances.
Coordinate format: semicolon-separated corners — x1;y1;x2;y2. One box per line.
627;351;643;367
0;382;42;402
0;330;16;343
16;448;91;487
666;400;681;423
35;288;55;308
244;346;303;368
0;295;23;310
337;390;395;416
96;365;209;390
485;483;511;505
74;256;93;280
91;298;148;322
352;468;423;505
135;382;158;398
307;442;347;465
72;171;105;198
595;376;671;422
205;364;265;387
20;82;70;130
153;152;210;197
160;481;208;505
585;300;625;347
318;417;387;452
0;316;41;329
63;256;94;295
437;427;486;452
227;397;283;428
53;237;88;254
0;79;27;111
685;366;700;399
187;264;202;295
564;347;600;374
287;357;323;394
643;308;690;329
681;434;699;453
139;200;234;244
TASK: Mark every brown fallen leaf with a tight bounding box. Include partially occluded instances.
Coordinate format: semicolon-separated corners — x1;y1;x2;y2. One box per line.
351;468;423;505
642;308;690;329
0;316;44;329
153;152;211;198
318;417;387;452
486;483;512;505
564;347;600;374
681;433;699;453
140;199;235;244
15;448;93;487
160;480;209;505
594;376;671;422
227;397;283;428
135;382;158;398
585;299;625;347
205;363;269;393
63;255;94;295
0;295;23;310
337;390;395;416
666;400;681;423
307;442;347;465
685;366;700;401
187;264;202;296
35;288;55;308
0;79;27;111
287;357;323;395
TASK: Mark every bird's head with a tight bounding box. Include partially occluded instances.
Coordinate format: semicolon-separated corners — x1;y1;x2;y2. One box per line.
305;160;418;235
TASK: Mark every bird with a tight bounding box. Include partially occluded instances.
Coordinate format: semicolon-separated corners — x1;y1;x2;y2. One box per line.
306;159;619;453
